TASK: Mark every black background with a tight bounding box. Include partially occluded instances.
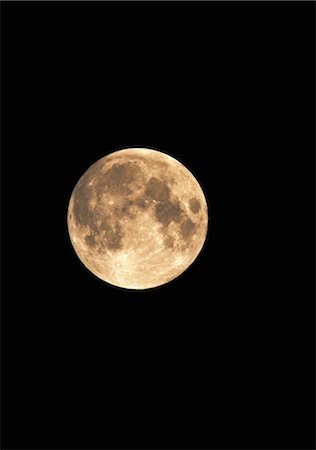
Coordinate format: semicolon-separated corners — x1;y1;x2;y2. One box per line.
1;1;315;449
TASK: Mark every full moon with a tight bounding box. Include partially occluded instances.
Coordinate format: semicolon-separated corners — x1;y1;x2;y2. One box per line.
67;147;208;289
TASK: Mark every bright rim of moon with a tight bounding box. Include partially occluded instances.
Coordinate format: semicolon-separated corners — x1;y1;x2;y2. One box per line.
67;147;209;290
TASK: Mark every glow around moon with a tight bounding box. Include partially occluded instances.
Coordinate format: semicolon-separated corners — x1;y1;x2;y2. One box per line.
67;148;209;289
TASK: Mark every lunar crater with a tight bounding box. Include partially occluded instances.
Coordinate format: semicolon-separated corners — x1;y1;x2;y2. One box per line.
189;197;201;214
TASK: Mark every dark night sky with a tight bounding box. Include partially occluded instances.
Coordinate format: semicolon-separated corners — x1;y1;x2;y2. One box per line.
1;1;315;449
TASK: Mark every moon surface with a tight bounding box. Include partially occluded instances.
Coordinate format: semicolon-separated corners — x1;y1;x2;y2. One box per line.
67;147;209;289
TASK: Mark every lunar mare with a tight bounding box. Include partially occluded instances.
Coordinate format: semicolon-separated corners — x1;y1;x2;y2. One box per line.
67;148;208;289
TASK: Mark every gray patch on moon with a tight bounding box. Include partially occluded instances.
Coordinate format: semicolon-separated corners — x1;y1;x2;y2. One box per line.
145;177;170;201
85;234;97;248
113;204;131;219
106;224;124;250
155;200;182;226
99;162;142;196
72;182;95;228
180;218;195;240
134;197;147;209
112;199;144;220
189;197;201;214
164;235;175;249
98;215;124;250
